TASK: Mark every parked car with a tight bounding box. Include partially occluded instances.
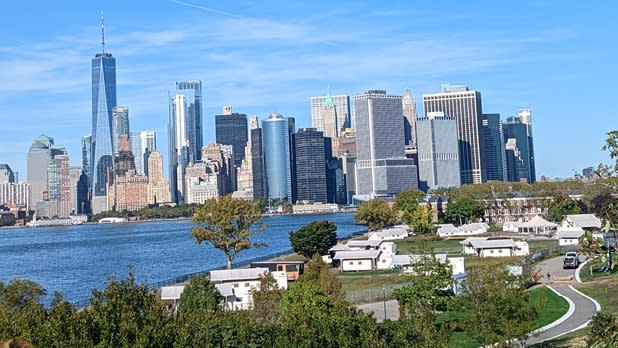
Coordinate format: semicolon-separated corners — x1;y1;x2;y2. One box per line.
563;252;580;269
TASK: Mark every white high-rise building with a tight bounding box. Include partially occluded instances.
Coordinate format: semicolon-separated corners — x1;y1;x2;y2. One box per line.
417;112;461;191
310;87;351;136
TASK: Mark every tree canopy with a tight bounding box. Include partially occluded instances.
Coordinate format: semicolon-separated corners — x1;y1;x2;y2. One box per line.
394;189;424;212
444;197;484;225
289;220;338;258
192;195;265;269
402;205;433;234
355;198;397;231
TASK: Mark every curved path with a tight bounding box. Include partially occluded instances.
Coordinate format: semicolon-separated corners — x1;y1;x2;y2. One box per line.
358;256;601;345
525;256;600;345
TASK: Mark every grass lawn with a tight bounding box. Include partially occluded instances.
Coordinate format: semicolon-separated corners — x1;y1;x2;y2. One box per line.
447;286;569;348
395;238;463;255
339;270;410;304
577;277;618;314
526;239;559;253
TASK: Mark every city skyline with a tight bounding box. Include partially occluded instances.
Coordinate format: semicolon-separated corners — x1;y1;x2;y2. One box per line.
0;1;616;180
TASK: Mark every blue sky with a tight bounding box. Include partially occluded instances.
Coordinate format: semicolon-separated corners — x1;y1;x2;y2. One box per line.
0;1;616;180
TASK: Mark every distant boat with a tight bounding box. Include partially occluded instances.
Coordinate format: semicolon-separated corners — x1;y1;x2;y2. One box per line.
98;217;127;224
26;214;88;227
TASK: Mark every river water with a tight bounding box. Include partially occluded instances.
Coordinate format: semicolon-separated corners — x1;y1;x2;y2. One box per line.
0;212;362;304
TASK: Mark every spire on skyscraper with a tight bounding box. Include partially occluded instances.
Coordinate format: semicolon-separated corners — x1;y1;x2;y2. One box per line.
324;85;334;107
101;11;105;53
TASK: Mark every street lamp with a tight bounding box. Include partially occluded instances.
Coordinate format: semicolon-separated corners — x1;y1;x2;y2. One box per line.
382;285;387;321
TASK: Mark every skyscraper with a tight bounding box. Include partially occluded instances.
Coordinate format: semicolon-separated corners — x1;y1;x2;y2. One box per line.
250;117;267;200
295;128;327;203
47;154;71;218
91;14;117;205
503;110;536;183
168;81;203;204
215;105;248;169
130;130;156;175
81;135;92;188
69;167;81;214
481;113;507;181
147;151;171;204
402;89;418;147
353;90;418;196
310;87;351;135
27;135;65;207
0;164;15;184
112;106;129;155
416;112;461;191
262;113;293;202
423;85;484;184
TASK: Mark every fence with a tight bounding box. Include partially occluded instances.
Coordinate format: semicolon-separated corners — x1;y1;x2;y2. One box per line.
345;282;411;305
518;244;578;276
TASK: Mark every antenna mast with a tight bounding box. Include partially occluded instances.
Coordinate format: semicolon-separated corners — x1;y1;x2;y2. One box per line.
101;10;105;53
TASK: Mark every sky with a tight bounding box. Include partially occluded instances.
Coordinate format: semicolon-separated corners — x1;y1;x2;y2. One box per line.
0;1;617;181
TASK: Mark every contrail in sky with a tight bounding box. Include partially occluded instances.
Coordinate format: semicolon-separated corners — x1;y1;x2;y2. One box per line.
171;0;241;18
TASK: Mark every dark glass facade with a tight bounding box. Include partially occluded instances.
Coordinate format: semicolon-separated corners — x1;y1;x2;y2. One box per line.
295;128;327;203
215;112;248;168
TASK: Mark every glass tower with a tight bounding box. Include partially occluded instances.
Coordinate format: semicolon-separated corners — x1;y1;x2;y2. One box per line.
91;35;117;197
262;113;293;202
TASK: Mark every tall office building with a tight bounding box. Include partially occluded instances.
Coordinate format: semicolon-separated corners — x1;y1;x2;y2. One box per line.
168;81;203;204
215;105;248;169
202;143;235;195
481;113;507;181
402;89;418;147
130;130;156;175
0;164;15;184
147;151;171;204
353;90;418;196
250;117;267;200
262;113;293;202
69;167;82;215
27;135;66;207
503;110;536;183
417;112;461;191
112;106;129;155
295;128;327;203
47;154;71;218
311;87;351;135
423;84;484;184
91;14;117;205
0;182;30;208
81;135;92;188
114;135;136;177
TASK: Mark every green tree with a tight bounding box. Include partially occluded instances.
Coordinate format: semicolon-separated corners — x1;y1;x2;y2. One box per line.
355;198;397;231
394;189;424;212
192;195;265;269
0;279;47;346
178;275;224;317
250;273;282;323
588;312;618;347
298;255;346;305
453;265;538;347
546;192;582;222
85;272;174;347
402;204;433;234
289;220;338;258
444;197;484;225
0;279;46;313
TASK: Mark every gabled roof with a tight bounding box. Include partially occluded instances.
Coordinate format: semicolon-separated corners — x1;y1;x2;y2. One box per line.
329;244;352;252
458;222;489;232
520;215;558;228
161;285;185;300
346;239;382;248
215;283;236;297
333;250;381;260
438;224;458;233
370;227;407;237
210;267;268;282
558;227;585;239
564;214;602;228
470;239;516;249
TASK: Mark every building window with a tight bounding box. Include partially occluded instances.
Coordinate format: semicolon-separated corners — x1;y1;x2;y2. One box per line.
245;282;250;287
349;262;354;266
233;283;239;288
358;261;362;265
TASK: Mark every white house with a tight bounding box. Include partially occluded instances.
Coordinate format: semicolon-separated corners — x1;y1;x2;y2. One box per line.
437;222;489;238
502;221;524;232
345;239;382;250
514;240;530;256
517;215;558;236
557;227;584;246
209;268;288;310
333;250;381;271
461;237;525;257
561;214;602;230
377;242;397;269
368;227;408;241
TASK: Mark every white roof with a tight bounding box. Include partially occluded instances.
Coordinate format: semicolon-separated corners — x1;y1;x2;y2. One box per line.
371;227;407;237
346;239;382;248
458;223;489;232
329;244;352;252
161;285;185;300
333;250;381;260
558;227;584;239
392;255;413;266
520;215;558;228
210;267;268;282
504;221;524;227
394;253;448;266
438;224;458;233
460;236;489;245
470;239;516;249
565;214;602;228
